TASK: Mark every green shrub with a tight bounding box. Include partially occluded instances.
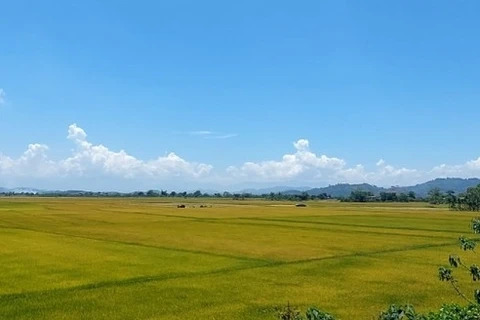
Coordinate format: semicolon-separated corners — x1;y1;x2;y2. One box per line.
378;304;418;320
377;303;480;320
275;304;336;320
306;307;336;320
423;304;480;320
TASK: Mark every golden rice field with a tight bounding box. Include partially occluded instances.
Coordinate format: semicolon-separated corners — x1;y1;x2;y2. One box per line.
0;198;478;319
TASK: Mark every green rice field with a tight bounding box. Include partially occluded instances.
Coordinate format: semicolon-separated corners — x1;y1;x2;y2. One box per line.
0;198;478;319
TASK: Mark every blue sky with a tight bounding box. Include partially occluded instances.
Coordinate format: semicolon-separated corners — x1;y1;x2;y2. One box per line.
1;0;480;191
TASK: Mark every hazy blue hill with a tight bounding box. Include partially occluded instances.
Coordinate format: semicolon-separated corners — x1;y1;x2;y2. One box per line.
393;178;480;197
286;178;480;198
1;178;479;198
307;183;384;197
238;186;311;195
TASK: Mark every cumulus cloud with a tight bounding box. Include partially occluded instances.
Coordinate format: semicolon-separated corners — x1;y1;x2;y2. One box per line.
227;139;346;181
0;124;212;181
430;158;480;178
60;124;213;178
0;144;57;178
0;129;479;189
373;159;419;184
227;140;426;186
67;123;88;141
0;89;5;105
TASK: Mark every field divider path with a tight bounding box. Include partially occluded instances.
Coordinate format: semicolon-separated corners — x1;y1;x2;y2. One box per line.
0;262;271;302
187;218;455;240
77;209;461;239
95;208;212;221
0;238;471;303
278;240;468;266
238;217;465;234
0;224;273;265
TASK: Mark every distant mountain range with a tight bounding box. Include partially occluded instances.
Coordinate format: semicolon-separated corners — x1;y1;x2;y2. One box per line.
238;186;312;195
1;178;479;198
237;178;480;198
290;178;480;198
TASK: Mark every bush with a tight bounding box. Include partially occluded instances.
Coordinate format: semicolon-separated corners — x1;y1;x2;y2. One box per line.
274;303;480;319
424;304;480;320
306;307;336;320
378;304;418;320
275;304;336;320
378;303;480;320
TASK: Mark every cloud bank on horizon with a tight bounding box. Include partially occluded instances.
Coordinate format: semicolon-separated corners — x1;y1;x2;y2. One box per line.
0;124;479;190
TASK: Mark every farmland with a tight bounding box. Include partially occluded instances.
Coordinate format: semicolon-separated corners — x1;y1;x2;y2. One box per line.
0;198;478;319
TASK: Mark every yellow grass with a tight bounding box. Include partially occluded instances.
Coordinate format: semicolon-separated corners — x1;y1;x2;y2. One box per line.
0;198;477;319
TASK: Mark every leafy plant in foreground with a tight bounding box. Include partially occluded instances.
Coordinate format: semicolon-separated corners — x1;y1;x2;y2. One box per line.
305;307;336;320
438;217;480;304
378;304;418;320
423;303;480;320
275;304;336;320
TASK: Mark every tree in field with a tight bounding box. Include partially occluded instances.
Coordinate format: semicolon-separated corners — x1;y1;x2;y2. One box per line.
463;185;480;211
444;185;480;212
349;190;374;202
193;190;202;197
317;193;330;200
298;192;309;201
380;192;396;202
146;190;157;197
398;193;409;202
445;190;457;209
428;187;444;204
408;191;416;201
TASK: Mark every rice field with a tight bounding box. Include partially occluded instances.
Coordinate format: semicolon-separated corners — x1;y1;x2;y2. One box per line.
0;198;477;319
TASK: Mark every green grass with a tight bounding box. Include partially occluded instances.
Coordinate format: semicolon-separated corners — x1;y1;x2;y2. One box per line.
0;198;477;319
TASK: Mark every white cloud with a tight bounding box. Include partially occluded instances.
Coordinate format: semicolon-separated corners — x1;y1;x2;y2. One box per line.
0;89;5;105
0;144;57;178
0;128;480;189
430;157;480;178
189;130;214;136
0;124;212;182
187;130;237;139
227;139;346;181
61;124;213;179
293;139;310;151
206;133;238;140
372;158;419;184
334;164;368;183
67;123;88;141
227;140;425;186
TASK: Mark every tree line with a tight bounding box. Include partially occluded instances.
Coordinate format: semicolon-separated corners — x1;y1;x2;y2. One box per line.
339;190;418;203
2;184;480;210
0;189;331;202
